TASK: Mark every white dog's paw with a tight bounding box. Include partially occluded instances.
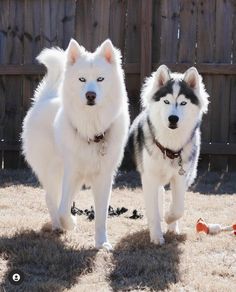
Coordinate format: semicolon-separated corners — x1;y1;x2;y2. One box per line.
59;213;77;230
165;210;184;225
167;221;180;234
95;241;113;251
165;212;175;224
51;222;64;232
150;235;165;246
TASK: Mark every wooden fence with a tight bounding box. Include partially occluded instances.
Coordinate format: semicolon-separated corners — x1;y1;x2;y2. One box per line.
0;0;236;170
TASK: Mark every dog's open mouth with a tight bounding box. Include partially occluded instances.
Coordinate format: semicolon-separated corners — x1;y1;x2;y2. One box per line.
169;124;178;129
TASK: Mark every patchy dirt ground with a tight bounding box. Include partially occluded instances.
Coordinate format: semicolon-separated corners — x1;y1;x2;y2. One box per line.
0;170;235;291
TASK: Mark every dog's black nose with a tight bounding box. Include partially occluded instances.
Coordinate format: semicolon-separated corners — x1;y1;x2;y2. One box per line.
86;91;96;104
168;115;179;124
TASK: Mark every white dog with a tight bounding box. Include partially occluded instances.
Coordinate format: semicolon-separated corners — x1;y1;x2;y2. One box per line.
22;39;129;249
127;65;209;245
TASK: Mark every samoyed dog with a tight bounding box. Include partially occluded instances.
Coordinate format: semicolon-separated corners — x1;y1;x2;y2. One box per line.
127;65;209;245
22;39;129;249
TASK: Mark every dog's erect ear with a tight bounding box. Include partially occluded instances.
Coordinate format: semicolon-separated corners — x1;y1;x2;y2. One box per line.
98;39;117;64
66;39;84;65
154;65;171;88
184;67;200;90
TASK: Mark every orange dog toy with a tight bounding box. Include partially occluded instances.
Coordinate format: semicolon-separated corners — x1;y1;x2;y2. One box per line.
196;218;236;235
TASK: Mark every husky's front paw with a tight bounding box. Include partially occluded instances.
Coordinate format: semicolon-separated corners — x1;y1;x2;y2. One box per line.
167;221;180;234
59;213;77;230
150;235;165;245
42;221;63;232
95;241;113;251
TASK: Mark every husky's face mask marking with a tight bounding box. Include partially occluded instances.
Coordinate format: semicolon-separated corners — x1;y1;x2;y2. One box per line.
64;39;119;107
147;65;206;131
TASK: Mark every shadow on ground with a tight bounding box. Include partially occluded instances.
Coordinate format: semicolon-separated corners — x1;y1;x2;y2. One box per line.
115;170;236;195
0;169;38;188
1;169;235;194
0;229;97;291
109;230;186;291
190;170;236;195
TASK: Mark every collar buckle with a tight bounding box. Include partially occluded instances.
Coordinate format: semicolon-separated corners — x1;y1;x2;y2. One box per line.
155;139;181;160
88;132;105;144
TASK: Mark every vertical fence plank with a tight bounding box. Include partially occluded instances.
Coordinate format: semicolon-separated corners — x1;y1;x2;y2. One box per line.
109;0;127;56
4;0;24;168
24;0;42;65
140;0;152;85
125;0;141;121
125;0;141;64
152;0;161;64
229;3;236;171
229;76;236;171
91;0;110;50
160;0;180;63
0;0;9;168
50;0;64;47
23;0;42;111
75;0;93;50
178;0;197;63
63;0;76;48
196;0;216;170
41;0;51;48
210;0;233;170
22;0;42;168
75;0;110;51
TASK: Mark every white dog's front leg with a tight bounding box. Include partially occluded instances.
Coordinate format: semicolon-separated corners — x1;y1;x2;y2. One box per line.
165;175;186;233
92;174;113;250
142;173;165;245
58;168;80;230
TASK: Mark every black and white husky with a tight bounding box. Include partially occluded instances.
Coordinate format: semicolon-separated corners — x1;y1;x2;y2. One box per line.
127;65;209;245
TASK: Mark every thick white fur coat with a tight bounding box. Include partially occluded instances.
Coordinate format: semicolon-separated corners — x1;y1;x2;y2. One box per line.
22;39;129;249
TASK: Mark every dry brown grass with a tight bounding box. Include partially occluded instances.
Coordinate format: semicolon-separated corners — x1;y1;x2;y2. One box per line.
0;170;236;291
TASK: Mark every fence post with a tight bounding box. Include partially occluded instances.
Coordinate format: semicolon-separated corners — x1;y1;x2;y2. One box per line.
140;0;153;85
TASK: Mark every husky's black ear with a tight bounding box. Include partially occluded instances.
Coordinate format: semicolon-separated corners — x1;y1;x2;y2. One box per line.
155;65;171;88
66;39;85;65
98;39;118;64
184;67;200;90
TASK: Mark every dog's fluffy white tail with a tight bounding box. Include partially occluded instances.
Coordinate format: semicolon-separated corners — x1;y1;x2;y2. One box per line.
34;48;65;101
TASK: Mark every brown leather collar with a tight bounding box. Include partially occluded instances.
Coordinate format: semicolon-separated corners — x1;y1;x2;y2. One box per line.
155;140;182;159
88;133;105;144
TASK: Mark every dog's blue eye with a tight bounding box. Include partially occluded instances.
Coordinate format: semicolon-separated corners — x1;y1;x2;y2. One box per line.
97;77;104;82
180;101;187;106
164;100;170;104
79;77;86;82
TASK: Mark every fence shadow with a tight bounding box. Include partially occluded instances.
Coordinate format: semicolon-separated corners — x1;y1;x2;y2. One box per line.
190;170;236;195
0;229;97;291
109;230;186;291
0;169;38;188
1;169;235;195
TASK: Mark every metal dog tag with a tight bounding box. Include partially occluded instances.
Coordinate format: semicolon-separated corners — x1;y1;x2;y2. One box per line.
178;155;186;176
178;167;186;176
99;140;107;156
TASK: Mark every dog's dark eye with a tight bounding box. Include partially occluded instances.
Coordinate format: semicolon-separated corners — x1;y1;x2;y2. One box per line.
164;100;170;104
79;77;86;82
180;101;187;106
97;77;104;82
